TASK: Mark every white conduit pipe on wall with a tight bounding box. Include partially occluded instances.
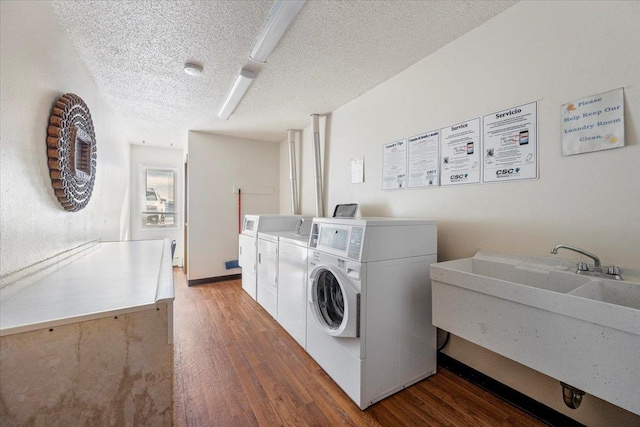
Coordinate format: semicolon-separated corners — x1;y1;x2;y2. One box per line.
311;114;324;217
287;129;299;215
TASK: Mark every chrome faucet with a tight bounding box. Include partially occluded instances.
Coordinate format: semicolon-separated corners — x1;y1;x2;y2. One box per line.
550;244;622;280
551;244;602;272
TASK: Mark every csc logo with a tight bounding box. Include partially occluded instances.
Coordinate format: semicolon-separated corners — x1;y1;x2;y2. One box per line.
496;169;514;175
496;168;520;175
450;174;468;181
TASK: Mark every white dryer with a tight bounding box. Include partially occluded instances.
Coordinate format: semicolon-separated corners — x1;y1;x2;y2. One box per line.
238;215;302;300
306;217;438;409
256;219;311;322
274;219;312;348
257;232;278;317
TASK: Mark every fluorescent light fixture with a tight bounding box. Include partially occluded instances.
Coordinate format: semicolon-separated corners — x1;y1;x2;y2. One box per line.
218;69;256;120
250;0;305;63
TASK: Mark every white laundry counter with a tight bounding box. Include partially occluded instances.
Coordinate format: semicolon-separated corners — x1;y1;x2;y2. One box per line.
0;239;174;426
1;239;174;336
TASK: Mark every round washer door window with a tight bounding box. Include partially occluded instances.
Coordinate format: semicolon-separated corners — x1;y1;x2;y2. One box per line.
316;270;344;329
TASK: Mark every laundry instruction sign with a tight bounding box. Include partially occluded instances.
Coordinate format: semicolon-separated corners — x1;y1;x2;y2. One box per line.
382;139;407;190
440;118;481;186
483;102;538;183
562;88;624;156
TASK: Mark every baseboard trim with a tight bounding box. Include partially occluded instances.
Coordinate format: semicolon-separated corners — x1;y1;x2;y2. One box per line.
188;274;241;287
438;352;585;427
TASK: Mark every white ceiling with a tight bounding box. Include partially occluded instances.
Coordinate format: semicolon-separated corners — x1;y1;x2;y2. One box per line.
51;0;517;147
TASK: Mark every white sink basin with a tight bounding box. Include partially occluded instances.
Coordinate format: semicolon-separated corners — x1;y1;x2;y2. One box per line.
441;257;592;293
569;280;640;310
430;250;640;415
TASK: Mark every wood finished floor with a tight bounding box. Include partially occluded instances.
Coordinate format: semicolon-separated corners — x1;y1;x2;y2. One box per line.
172;269;545;426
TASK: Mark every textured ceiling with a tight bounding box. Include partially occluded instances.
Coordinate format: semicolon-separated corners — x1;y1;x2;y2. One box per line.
51;0;516;147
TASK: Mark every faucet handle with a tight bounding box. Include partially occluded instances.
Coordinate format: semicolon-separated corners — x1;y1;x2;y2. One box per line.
576;262;589;272
607;266;621;275
606;265;623;280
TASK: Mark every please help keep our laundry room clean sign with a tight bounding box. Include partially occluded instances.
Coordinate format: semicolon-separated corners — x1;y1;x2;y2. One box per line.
561;88;624;156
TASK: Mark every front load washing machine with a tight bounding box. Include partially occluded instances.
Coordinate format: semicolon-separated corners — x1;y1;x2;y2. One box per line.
306;217;438;409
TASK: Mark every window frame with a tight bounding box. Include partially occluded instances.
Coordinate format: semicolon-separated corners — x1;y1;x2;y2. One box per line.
139;164;179;230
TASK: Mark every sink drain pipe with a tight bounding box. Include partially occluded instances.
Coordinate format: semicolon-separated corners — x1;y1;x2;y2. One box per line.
311;114;324;217
287;129;299;215
560;382;585;409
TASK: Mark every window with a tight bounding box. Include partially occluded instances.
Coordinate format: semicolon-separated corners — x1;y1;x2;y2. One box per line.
141;166;177;228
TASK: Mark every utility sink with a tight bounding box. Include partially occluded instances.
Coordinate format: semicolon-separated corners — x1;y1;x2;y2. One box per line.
430;250;640;415
569;280;640;310
440;256;592;292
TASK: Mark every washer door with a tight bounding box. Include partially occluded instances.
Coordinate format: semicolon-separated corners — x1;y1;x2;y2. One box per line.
308;265;359;337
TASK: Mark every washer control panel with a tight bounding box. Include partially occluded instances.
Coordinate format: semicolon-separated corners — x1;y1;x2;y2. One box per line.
347;227;364;260
313;224;365;261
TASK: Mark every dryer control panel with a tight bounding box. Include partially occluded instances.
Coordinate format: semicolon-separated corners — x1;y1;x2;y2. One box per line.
243;218;255;232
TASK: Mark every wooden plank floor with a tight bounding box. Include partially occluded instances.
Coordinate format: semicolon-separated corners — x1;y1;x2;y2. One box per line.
172;269;545;427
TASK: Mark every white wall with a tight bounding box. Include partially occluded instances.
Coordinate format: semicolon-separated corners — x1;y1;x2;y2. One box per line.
320;1;640;268
188;132;280;281
282;1;640;424
0;1;130;281
129;145;184;265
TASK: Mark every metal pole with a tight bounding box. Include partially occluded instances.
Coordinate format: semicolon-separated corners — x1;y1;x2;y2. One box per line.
311;114;323;217
287;129;299;215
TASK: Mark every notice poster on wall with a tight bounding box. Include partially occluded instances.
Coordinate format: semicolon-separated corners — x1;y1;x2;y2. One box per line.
483;102;538;183
561;88;624;156
351;157;364;184
440;118;481;186
382;139;407;190
408;130;440;188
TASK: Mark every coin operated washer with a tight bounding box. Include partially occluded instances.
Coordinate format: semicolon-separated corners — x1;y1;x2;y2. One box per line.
306;217;438;409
